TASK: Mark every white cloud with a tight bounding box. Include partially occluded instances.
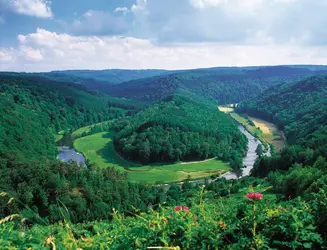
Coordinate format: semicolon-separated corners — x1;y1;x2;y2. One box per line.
1;28;327;72
122;0;327;46
115;7;129;15
0;0;52;18
190;0;226;9
131;0;148;13
22;47;43;61
0;49;13;62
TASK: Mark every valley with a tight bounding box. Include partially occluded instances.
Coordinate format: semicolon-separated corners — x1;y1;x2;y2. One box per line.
72;130;230;184
1;67;327;249
2;2;327;247
218;104;286;152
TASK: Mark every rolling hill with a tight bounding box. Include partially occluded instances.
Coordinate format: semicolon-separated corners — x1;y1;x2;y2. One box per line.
0;74;139;159
104;66;327;104
237;74;327;147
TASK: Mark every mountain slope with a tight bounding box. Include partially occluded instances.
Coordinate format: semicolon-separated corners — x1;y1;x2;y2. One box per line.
45;69;169;86
113;95;247;165
105;66;327;104
0;74;138;158
237;75;327;147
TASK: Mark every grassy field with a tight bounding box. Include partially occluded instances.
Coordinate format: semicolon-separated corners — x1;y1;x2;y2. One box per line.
71;121;113;138
249;116;285;151
53;130;65;142
218;105;285;151
73;131;229;184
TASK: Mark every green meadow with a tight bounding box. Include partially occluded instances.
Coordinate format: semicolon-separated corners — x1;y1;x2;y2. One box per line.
73;131;229;184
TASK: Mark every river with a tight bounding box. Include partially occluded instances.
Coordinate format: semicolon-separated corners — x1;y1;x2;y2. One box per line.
165;124;271;188
57;146;86;166
219;125;270;180
57;124;269;184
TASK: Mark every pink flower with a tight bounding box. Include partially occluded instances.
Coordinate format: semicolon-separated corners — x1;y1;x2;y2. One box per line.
175;205;182;211
246;192;263;201
183;206;189;211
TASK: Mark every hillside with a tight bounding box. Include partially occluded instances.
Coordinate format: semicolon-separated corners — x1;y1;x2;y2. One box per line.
0;74;138;159
235;75;327;179
113;95;247;166
237;75;327;147
1;71;327;249
48;69;169;84
104;66;327;104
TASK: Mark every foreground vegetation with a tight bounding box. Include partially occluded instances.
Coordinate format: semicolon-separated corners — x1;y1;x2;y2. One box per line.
1;175;326;249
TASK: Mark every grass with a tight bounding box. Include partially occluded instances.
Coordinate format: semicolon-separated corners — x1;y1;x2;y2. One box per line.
71;121;113;138
218;105;286;151
53;131;65;142
73;131;229;184
54;134;63;142
249;116;286;151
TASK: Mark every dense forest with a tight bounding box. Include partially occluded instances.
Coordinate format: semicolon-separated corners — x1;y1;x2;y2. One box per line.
113;95;247;166
0;74;139;159
103;66;327;104
47;69;169;85
1;69;327;249
236;75;327;176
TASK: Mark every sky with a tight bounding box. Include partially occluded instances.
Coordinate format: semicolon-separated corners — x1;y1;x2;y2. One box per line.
0;0;327;72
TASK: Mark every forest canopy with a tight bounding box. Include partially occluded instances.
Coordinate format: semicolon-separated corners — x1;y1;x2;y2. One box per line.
113;95;247;165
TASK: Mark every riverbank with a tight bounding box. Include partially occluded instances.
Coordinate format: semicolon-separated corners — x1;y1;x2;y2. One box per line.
218;105;286;152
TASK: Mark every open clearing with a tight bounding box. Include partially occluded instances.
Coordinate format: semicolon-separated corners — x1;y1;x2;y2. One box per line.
72;120;113;138
218;105;286;151
74;131;229;184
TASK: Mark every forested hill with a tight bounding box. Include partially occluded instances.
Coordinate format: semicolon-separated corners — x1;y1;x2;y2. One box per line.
100;66;327;104
48;69;169;84
113;95;247;166
39;69;170;91
0;74;138;159
237;75;327;147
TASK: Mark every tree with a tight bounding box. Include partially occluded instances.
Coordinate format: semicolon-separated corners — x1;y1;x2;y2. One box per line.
256;144;263;158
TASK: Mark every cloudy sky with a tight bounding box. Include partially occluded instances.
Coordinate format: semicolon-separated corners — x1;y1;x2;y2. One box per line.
0;0;327;71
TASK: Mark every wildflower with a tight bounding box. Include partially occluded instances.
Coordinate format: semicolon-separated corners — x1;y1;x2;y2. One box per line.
246;192;263;201
194;215;198;220
175;205;182;211
183;206;189;211
219;220;227;230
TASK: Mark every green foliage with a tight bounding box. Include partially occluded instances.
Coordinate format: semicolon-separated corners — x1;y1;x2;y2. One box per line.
0;184;324;249
238;75;327;150
114;95;247;165
0;74;132;159
106;66;323;104
46;68;168;85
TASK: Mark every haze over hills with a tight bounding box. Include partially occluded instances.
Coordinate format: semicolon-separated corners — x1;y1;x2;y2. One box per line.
47;69;170;85
104;65;327;104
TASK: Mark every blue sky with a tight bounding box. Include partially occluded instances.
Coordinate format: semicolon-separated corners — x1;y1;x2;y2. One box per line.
0;0;327;71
